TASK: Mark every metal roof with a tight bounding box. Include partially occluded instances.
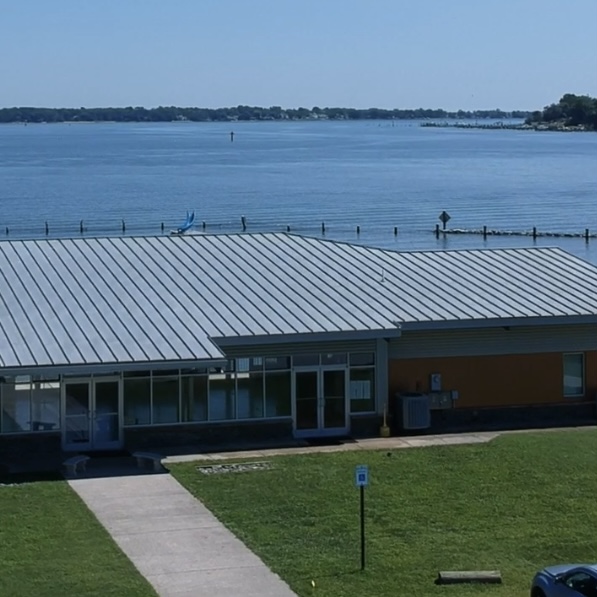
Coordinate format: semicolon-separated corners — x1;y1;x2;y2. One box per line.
1;232;597;370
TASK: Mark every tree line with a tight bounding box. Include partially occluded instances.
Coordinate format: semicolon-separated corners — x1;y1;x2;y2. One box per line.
0;105;530;124
525;94;597;130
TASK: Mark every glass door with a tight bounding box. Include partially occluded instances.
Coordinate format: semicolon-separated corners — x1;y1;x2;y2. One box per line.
63;378;122;451
294;368;348;437
92;379;122;450
64;382;92;450
322;369;347;431
295;370;319;433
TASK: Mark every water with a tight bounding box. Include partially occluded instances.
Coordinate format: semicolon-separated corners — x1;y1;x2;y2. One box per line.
1;120;596;262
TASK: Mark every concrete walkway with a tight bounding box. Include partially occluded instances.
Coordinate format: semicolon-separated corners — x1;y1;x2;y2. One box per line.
163;426;594;465
69;474;297;597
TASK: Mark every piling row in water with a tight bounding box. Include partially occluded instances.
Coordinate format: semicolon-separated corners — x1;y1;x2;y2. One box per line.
434;224;595;241
2;217;401;239
2;218;594;243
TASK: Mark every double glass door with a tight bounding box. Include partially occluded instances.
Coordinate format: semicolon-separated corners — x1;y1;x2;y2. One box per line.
294;368;348;437
63;379;122;451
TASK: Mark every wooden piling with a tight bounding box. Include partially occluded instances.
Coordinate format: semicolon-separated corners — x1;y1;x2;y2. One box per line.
286;225;290;232
202;221;206;230
5;227;8;235
122;220;126;233
321;222;325;234
356;225;360;234
483;225;487;239
435;224;440;238
532;226;537;240
45;221;49;235
241;216;247;231
161;222;164;232
80;220;84;234
585;228;589;242
394;226;398;236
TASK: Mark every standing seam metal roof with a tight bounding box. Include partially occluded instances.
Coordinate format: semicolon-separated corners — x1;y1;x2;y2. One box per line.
1;232;597;370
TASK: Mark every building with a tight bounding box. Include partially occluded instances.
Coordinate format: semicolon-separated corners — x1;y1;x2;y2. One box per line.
1;233;596;466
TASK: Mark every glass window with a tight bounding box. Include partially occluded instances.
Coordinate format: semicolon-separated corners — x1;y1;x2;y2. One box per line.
563;353;584;396
181;367;208;375
30;381;60;431
564;571;597;594
181;375;208;422
349;368;376;413
321;353;347;365
209;373;236;420
1;383;31;433
152;369;180;377
152;376;180;424
237;373;264;419
293;354;319;367
123;370;152;378
265;371;291;417
264;356;290;370
123;378;151;425
350;352;375;366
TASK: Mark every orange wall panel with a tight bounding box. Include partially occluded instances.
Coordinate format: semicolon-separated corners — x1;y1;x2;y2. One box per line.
389;352;597;409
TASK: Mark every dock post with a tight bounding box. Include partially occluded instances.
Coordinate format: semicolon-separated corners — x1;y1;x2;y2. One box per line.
241;216;247;231
80;220;84;234
202;221;206;230
585;228;590;242
532;226;537;240
321;222;325;234
356;225;360;235
45;221;49;235
286;225;290;232
122;219;126;233
483;225;487;239
394;227;398;236
161;222;164;232
435;224;440;239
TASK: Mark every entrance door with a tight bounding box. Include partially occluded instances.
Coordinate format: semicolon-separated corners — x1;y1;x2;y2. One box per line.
294;368;348;437
63;379;122;451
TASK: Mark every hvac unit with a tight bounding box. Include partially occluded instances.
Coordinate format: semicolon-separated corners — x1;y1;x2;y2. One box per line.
399;392;431;430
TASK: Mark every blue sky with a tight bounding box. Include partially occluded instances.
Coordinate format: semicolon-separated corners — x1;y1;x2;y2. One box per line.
1;0;596;110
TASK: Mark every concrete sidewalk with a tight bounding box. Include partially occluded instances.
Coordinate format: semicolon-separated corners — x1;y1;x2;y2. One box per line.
162;432;497;465
69;474;297;597
162;425;595;465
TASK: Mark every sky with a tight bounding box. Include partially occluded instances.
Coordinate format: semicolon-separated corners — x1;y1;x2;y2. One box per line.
1;0;596;111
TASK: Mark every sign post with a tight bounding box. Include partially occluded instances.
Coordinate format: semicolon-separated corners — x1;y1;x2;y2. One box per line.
355;465;369;570
439;210;451;230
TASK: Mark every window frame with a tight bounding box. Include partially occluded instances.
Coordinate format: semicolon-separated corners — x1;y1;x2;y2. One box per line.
563;352;585;398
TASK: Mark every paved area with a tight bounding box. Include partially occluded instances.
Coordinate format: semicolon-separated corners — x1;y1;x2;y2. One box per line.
69;474;297;597
162;432;496;464
164;426;595;464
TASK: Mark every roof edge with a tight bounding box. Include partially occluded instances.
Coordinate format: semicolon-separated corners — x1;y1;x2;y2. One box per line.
212;328;402;347
400;314;597;332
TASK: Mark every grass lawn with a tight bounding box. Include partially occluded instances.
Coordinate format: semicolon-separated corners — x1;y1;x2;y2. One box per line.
170;429;597;597
0;474;155;597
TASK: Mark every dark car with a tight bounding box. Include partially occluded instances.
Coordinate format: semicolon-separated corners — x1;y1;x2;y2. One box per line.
531;564;597;597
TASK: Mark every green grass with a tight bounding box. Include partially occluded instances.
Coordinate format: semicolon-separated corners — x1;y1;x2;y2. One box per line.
0;475;155;597
170;430;597;597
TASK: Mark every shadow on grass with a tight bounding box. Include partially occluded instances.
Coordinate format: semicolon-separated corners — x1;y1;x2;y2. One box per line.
0;471;63;486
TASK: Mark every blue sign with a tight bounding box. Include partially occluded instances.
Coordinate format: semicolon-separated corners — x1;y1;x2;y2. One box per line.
355;465;369;487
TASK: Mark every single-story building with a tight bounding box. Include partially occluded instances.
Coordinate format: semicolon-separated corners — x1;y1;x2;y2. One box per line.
1;232;596;465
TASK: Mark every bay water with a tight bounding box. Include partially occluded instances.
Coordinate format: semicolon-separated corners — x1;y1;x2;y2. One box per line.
1;120;596;263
